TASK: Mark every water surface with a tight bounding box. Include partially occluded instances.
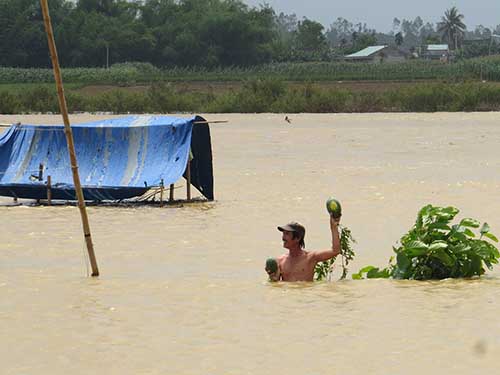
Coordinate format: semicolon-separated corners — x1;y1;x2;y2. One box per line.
1;113;500;374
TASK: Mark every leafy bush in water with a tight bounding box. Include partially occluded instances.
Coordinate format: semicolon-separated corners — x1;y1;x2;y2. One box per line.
353;205;499;280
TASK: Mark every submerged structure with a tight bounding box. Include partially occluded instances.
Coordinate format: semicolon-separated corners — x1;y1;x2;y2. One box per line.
0;115;214;201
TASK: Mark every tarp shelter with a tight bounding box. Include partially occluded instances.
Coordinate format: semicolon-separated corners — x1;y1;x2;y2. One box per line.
0;115;214;201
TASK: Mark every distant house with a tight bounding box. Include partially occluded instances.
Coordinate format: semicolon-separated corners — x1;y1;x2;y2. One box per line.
422;44;450;61
344;45;407;63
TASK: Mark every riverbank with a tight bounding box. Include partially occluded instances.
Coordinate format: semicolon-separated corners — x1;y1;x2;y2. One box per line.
3;80;500;114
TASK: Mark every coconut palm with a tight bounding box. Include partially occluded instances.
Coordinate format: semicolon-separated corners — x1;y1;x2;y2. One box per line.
437;7;466;50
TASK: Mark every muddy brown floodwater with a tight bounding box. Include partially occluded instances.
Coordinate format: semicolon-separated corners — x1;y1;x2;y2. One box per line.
1;112;500;374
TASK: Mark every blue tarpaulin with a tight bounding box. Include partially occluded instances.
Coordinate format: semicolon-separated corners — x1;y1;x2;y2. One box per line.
0;115;214;201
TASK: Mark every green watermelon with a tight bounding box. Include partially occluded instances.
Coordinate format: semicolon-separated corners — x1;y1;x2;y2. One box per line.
326;197;342;218
265;258;278;274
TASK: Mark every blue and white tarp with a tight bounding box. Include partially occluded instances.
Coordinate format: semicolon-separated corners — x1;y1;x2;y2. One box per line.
0;115;214;201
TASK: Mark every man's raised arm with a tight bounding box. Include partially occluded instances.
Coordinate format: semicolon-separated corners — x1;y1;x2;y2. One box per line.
313;215;341;262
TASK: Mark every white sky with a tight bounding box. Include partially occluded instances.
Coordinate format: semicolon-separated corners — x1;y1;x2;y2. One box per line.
242;0;500;32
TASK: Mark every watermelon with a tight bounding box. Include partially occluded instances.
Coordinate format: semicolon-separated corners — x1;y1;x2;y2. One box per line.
265;258;278;274
326;197;342;218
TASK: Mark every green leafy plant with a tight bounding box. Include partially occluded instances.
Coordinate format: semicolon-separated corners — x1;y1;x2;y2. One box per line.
353;205;500;280
315;225;356;281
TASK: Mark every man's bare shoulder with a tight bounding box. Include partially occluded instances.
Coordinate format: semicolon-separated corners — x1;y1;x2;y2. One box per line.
276;254;287;263
304;249;327;261
277;251;312;261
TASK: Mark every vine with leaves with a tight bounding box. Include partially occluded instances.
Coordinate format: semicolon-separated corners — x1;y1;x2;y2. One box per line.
314;225;356;281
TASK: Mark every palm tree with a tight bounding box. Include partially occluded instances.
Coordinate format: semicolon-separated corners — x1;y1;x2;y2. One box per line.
437;7;466;50
395;32;403;46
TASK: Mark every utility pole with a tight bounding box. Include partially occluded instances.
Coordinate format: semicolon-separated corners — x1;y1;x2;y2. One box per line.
106;42;109;69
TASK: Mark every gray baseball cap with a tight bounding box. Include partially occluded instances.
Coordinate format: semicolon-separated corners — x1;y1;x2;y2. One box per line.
277;221;305;240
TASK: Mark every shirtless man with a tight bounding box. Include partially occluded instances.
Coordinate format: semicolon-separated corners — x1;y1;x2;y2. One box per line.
267;216;341;282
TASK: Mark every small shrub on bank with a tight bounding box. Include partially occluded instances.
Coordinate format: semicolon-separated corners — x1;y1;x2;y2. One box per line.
0;91;22;114
23;86;59;113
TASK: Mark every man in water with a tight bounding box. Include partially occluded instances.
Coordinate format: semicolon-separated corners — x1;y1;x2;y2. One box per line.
266;216;341;282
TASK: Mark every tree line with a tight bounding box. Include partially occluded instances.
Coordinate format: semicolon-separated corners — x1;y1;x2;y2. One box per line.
1;0;499;68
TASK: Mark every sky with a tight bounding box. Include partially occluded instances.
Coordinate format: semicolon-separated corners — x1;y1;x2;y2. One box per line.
242;0;500;32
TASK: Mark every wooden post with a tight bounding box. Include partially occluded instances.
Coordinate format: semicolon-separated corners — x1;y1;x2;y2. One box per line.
186;160;191;201
40;0;99;276
169;184;174;202
38;163;43;181
47;175;52;206
159;179;164;207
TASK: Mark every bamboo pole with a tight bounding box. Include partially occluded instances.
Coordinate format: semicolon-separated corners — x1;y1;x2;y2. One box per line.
36;165;42;205
1;120;227;128
186;160;191;200
192;120;228;124
169;184;174;202
159;179;164;207
47;175;52;205
40;0;99;277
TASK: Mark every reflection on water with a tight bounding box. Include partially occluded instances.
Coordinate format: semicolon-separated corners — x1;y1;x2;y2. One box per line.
2;113;500;374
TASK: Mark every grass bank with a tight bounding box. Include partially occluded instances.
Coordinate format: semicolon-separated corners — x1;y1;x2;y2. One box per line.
2;80;500;114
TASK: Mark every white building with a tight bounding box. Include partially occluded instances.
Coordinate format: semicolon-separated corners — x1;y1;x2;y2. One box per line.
344;45;408;63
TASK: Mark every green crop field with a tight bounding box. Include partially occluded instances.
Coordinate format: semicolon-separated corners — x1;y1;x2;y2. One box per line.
3;58;500;114
3;57;500;86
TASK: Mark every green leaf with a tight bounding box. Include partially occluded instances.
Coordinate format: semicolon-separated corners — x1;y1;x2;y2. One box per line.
460;218;480;228
358;266;377;274
366;268;391;279
442;206;459;215
475;243;498;260
396;252;411;271
452;243;471;253
471;255;484;276
480;222;491;235
484;232;499;243
484;259;493;270
431;249;455;267
428;241;448;251
352;266;376;279
450;230;467;242
416;205;433;228
463;228;476;238
433;206;459;222
428;222;451;231
406;247;429;257
460;260;472;277
404;240;429;252
366;268;381;278
352;265;390;280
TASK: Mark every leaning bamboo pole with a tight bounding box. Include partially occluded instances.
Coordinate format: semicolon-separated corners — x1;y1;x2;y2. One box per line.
40;0;99;277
